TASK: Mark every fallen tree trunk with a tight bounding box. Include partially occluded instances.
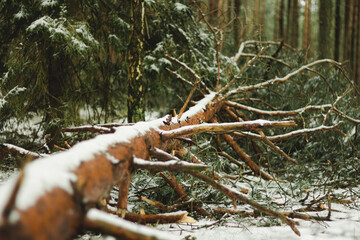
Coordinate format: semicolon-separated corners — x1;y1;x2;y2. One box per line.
0;92;223;239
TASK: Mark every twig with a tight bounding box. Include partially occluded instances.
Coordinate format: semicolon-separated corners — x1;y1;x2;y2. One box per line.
178;79;199;119
218;46;269;96
322;88;353;125
166;55;210;94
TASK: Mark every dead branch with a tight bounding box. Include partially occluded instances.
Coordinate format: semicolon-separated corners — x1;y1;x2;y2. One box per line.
133;157;208;172
2;143;48;159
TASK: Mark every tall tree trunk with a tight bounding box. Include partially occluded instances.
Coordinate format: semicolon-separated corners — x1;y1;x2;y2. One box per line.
279;0;285;40
355;0;360;92
319;0;333;59
334;0;341;61
259;0;266;36
286;0;292;43
302;0;312;57
290;0;299;48
209;0;217;24
344;0;353;62
274;0;280;39
350;0;358;72
247;0;254;39
45;46;65;149
233;0;242;49
127;0;145;123
286;0;300;45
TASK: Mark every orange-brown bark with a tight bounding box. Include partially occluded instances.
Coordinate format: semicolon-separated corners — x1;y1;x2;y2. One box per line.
0;94;223;240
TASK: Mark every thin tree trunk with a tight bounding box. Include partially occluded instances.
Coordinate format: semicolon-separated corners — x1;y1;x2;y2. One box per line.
127;0;145;123
319;0;333;59
233;0;242;49
355;0;360;92
274;0;280;39
351;0;358;75
45;46;65;149
279;0;285;40
291;0;299;48
286;0;292;43
344;0;353;62
209;0;217;24
302;0;312;57
334;0;341;61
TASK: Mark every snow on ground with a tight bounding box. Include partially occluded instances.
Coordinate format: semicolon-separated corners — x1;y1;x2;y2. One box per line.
1;169;359;240
156;205;360;240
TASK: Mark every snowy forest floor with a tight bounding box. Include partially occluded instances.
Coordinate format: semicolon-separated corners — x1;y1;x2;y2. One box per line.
1;168;359;240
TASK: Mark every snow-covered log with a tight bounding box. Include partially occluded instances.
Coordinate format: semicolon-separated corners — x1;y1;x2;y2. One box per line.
0;92;223;239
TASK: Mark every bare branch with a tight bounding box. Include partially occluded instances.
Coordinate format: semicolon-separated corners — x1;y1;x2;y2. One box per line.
133;157;208;172
322;88;353;125
226;101;333;116
233;122;344;142
226;59;343;98
2;143;48;159
161;120;297;140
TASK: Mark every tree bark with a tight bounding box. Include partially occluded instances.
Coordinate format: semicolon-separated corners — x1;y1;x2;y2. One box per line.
279;0;285;40
127;0;145;123
286;0;299;47
302;0;312;57
344;0;353;62
233;0;242;49
334;0;341;61
319;0;333;59
351;0;359;78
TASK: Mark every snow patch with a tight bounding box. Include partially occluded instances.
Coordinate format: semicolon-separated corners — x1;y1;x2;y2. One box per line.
40;0;58;7
178;91;216;122
174;3;188;12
